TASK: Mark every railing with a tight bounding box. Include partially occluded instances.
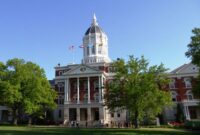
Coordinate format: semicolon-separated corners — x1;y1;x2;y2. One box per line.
67;100;102;104
182;99;200;103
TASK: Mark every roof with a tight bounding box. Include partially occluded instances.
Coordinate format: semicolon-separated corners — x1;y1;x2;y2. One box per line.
85;25;104;35
170;63;199;75
85;14;105;36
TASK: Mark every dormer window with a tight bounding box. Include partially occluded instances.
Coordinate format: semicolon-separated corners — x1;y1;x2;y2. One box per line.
184;78;192;88
169;79;176;89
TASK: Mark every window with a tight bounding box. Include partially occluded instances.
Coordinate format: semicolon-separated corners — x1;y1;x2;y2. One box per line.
98;47;102;54
58;71;63;76
57;82;64;93
57;95;64;104
186;90;193;100
184;78;192;88
92;45;95;54
171;91;177;102
58;110;62;118
94;81;99;91
87;46;90;55
111;113;114;118
117;113;120;118
94;93;99;102
169;79;176;89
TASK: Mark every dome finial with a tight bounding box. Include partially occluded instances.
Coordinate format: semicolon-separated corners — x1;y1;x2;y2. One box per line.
92;13;98;25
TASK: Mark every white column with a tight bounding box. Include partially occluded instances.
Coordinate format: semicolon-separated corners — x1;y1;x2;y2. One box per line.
99;107;104;124
184;106;188;119
98;76;101;102
87;108;91;124
68;79;71;101
64;78;69;104
88;77;90;103
77;108;80;122
63;108;69;125
77;78;80;104
186;106;191;120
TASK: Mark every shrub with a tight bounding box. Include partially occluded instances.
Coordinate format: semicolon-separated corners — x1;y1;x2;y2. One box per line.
185;120;200;130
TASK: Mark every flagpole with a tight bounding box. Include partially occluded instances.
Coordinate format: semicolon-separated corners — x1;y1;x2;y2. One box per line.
72;48;74;64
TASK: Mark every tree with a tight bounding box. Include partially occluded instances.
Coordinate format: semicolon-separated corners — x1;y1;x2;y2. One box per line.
185;28;200;67
0;58;57;125
185;28;200;97
105;56;172;128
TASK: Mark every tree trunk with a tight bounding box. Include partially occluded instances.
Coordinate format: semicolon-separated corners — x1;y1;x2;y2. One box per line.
13;109;18;125
28;117;32;126
134;111;139;128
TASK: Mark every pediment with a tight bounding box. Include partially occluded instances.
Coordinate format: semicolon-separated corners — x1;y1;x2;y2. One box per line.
171;63;199;74
63;64;101;75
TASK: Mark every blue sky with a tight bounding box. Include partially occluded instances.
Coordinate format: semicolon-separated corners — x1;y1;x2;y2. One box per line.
0;0;200;79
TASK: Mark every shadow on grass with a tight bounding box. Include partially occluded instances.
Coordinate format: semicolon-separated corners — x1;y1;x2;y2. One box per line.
0;127;199;135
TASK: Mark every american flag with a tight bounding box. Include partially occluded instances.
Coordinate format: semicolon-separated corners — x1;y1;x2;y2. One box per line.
79;45;84;48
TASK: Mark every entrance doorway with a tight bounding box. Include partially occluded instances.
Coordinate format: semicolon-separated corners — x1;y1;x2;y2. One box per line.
80;108;87;121
69;108;77;121
92;108;99;121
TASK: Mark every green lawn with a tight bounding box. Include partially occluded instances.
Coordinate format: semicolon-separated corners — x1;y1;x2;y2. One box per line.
0;126;199;135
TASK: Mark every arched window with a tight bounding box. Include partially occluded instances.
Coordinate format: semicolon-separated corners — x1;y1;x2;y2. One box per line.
94;93;99;102
57;82;64;93
58;71;63;76
186;90;193;100
171;91;177;102
169;79;176;89
184;78;192;88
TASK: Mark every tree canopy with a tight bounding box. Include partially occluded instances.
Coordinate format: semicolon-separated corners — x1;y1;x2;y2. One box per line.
0;58;57;125
185;28;200;97
185;28;200;67
105;56;172;128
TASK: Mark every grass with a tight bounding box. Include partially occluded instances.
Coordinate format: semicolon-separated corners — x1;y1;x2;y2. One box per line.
0;126;199;135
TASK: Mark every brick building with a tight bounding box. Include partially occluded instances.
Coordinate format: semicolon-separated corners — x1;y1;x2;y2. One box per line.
164;63;200;122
